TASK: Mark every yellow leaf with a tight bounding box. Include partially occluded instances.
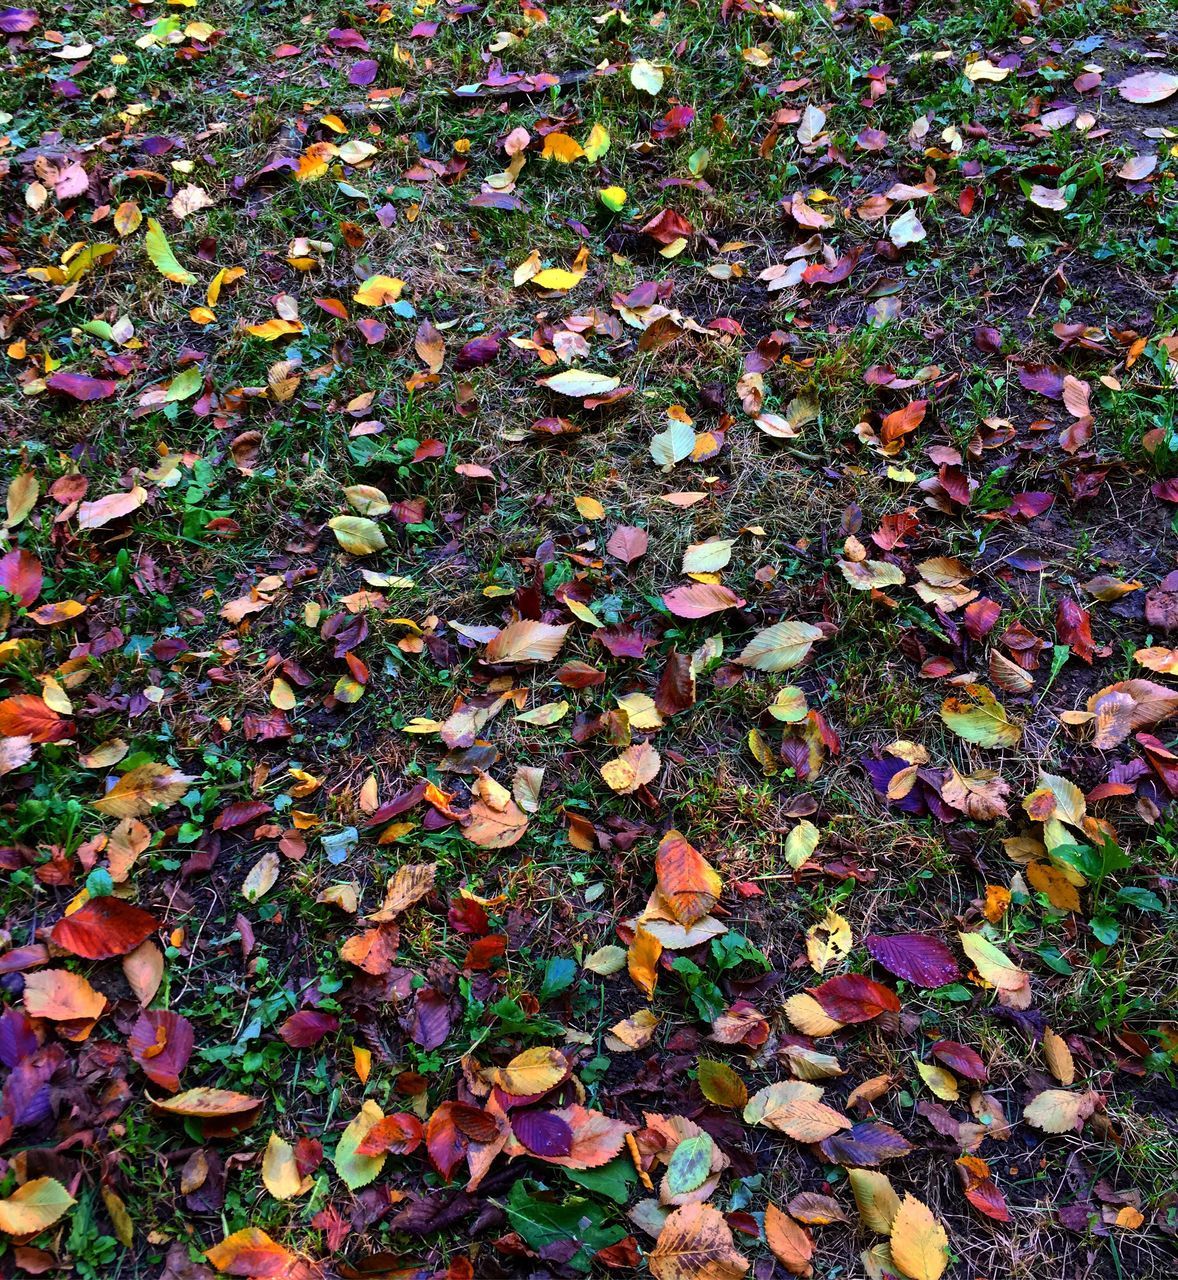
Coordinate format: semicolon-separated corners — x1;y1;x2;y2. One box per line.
958;931;1027;992
145;218;196;284
354;274;405;306
631;58;665;95
541;132;585;162
575;495;605;520
496;1046;567;1096
245;318;302;340
242;850;279;902
262;1133;304;1200
915;1061;959;1101
649;1202;748;1280
889;1194;949;1280
584;123;611;160
600;742;662;794
849;1168;901;1233
114;201;142;236
93;763;194;817
484;620;569;664
5;471;39;528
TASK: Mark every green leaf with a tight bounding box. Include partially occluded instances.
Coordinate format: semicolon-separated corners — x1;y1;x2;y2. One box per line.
502;1181;624;1274
1090;916;1120;945
538;956;577;1001
562;1156;636;1204
665;1133;714;1196
1115;886;1162;912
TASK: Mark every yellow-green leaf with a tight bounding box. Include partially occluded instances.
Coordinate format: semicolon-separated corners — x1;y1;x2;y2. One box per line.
328;516;387;555
334;1100;387;1190
0;1177;76;1236
145;218;196;285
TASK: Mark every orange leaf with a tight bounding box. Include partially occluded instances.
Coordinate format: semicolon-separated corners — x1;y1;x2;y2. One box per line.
655;830;722;926
23;970;106;1022
649;1202;749;1280
205;1227;299;1277
627;925;662;998
765;1203;814;1277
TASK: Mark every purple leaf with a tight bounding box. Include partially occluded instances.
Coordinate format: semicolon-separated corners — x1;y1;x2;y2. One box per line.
818;1121;914;1166
864;933;960;988
511;1109;573;1157
0;8;37;32
46;372;118;401
455;334;500;370
1017;362;1064;399
348;59;378;86
410;986;451;1050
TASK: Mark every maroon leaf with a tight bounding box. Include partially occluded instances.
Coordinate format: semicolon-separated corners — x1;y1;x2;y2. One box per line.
1055;597;1094;664
931;1041;988;1082
809;973;900;1023
50;898;158;960
46;372;118;401
511;1109;573;1157
213;800;273;830
818;1121;914;1165
128;1010;194;1092
278;1010;340;1048
863;934;961;989
654;648;695;716
455;335;500;370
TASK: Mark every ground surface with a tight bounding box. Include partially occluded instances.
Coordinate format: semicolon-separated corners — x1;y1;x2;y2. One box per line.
2;0;1178;1277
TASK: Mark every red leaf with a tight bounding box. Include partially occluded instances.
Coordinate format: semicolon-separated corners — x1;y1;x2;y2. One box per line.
0;550;43;607
314;296;350;320
809;973;900;1023
278;1010;340;1048
1055;597;1094;663
863;934;961;989
356;1113;423;1156
464;934;506;969
956;1156;1010;1221
213;800;273;830
426;1102;471;1179
50;897;158;959
0;695;70;743
641;208;693;245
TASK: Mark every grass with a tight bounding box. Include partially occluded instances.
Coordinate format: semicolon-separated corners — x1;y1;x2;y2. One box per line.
3;0;1178;1275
